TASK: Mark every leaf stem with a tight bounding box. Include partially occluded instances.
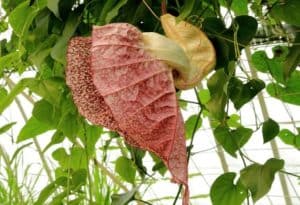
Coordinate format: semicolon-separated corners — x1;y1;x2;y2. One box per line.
280;170;300;178
173;88;204;205
172;184;183;205
179;99;201;105
93;158;129;192
135;198;153;205
188;88;204;161
142;0;160;21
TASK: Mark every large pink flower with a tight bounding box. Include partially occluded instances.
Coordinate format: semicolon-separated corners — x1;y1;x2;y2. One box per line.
66;23;189;205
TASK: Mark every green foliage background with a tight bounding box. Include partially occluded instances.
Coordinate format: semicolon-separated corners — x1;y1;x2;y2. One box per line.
0;0;300;204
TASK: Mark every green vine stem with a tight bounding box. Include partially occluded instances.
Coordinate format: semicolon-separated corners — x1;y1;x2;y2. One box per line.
173;88;204;205
93;158;129;192
142;0;160;21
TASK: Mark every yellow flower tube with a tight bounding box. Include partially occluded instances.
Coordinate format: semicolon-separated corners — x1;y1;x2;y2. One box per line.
161;14;216;89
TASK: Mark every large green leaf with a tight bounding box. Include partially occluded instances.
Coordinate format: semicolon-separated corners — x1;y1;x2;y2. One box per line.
251;47;288;84
233;16;258;45
32;99;60;126
210;172;247;205
219;0;248;16
71;169;87;189
202;18;231;69
105;0;128;24
47;0;60;19
203;17;227;35
0;87;7;99
0;20;8;32
29;34;58;68
51;11;82;64
271;0;300;26
278;129;300;149
96;0;129;25
184;114;202;139
177;0;196;20
115;156;136;184
203;16;257;69
9;0;46;37
251;51;269;73
0;78;36;114
0;50;23;73
52;147;87;171
240;158;284;202
231;0;248;16
198;89;211;104
78;124;102;157
52;148;68;168
29;77;65;105
262;118;280;143
228;77;265;110
214;125;253;157
227;114;241;128
69;147;88;171
57;113;81;141
98;1;117;25
267;71;300;105
17;116;53;142
206;69;228;121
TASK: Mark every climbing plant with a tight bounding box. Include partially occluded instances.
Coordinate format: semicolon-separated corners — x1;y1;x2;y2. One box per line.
0;0;300;205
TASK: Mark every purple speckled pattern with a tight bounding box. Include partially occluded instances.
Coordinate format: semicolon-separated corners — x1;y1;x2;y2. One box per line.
66;37;119;130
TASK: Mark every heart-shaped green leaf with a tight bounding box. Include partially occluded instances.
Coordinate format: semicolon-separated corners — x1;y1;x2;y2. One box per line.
115;156;136;184
240;158;284;202
210;172;247;205
278;129;300;149
214;125;253;157
262;118;280;143
228;77;265;110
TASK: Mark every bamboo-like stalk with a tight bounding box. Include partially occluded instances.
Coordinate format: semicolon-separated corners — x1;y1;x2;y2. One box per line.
245;47;292;205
